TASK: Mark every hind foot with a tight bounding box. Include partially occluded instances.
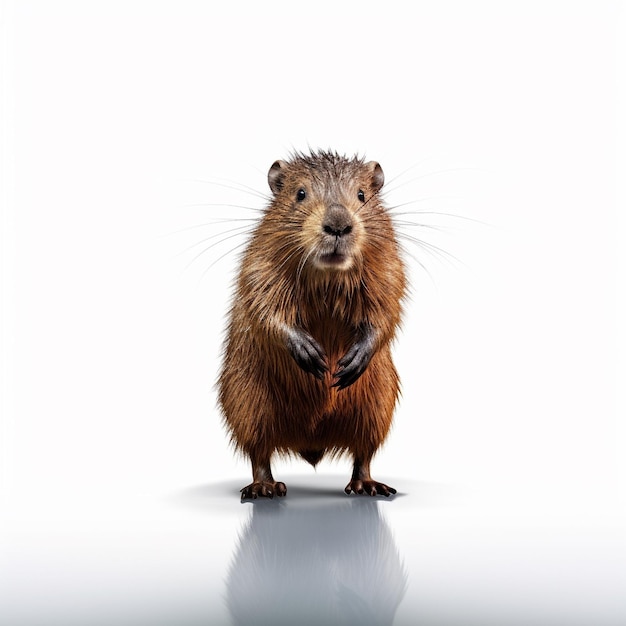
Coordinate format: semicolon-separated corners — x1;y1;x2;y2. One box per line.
344;479;396;497
240;481;287;501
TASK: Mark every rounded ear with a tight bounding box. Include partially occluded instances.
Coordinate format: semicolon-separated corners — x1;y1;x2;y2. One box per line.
366;161;384;192
268;160;287;194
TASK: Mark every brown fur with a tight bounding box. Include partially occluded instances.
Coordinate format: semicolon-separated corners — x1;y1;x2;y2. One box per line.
218;150;407;499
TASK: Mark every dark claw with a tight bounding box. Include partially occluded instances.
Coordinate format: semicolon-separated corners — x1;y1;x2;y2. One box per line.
344;479;396;497
333;334;375;390
285;327;328;379
240;481;287;501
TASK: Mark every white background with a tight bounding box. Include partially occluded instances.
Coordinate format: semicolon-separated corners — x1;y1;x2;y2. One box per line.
1;1;625;625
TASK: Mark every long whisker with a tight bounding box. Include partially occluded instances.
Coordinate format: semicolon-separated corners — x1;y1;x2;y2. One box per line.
362;211;462;283
176;224;254;258
202;174;269;200
388;207;490;226
295;244;317;286
353;193;379;218
363;212;447;233
274;238;306;276
184;229;253;272
197;240;251;285
163;218;257;237
397;232;465;268
182;202;264;213
384;167;484;196
383;158;434;187
185;178;270;202
391;220;447;232
385;196;463;208
397;241;437;286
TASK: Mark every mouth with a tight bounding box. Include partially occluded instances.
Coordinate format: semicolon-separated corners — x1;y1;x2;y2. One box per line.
315;250;353;270
319;252;347;265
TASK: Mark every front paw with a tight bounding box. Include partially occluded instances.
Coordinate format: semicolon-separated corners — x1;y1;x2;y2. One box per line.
285;327;328;379
333;334;375;390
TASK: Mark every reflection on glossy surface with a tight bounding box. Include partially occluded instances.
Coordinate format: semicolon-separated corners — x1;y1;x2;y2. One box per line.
226;487;407;626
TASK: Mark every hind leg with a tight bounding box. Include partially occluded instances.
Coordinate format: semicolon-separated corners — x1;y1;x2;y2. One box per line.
344;456;396;497
240;452;287;501
341;351;399;497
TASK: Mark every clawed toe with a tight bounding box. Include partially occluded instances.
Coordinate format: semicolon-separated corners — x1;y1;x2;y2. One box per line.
240;481;287;501
344;479;397;497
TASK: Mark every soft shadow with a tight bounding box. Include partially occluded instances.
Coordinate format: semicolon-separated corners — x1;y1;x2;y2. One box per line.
171;478;247;505
169;474;463;514
225;496;407;626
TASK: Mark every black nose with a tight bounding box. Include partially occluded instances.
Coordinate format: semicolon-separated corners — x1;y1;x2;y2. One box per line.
323;224;353;237
322;205;353;238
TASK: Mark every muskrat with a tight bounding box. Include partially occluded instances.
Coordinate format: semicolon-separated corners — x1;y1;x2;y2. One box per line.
217;150;407;500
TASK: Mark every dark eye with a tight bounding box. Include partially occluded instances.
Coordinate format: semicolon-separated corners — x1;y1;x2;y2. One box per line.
296;189;306;202
357;189;365;202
